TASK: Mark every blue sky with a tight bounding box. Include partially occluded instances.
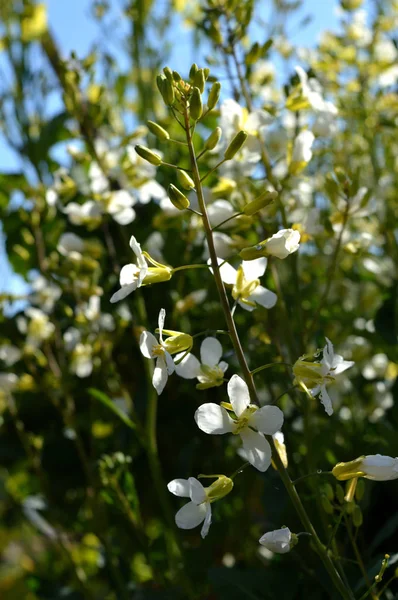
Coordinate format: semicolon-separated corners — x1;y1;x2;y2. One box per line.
0;0;342;299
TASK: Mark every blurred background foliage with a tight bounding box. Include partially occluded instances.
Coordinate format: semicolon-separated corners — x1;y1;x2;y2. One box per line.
0;0;397;598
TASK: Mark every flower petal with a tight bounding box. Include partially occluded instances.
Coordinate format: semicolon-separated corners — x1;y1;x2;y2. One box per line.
139;331;158;358
175;353;201;379
249;405;284;435
200;337;222;367
188;477;207;504
153;356;168;395
227;374;250;417
240;428;272;472
175;501;207;530
195;404;234;434
241;257;267;280
200;503;212;538
219;361;229;373
167;478;191;497
165;351;175;375
158;308;166;342
319;384;333;416
207;257;237;285
249;285;277;309
110;283;137;303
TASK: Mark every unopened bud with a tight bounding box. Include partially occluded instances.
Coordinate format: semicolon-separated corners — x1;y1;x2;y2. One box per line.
193;68;206;93
168;184;190;210
135;145;162;166
163;78;175;105
177;170;195;190
355;478;365;501
242;190;277;215
203;67;210;80
147;120;170;141
352;505;363;527
189;63;198;80
163;66;173;82
172;70;181;82
224;130;248;160
204;127;222;150
321;494;334;514
207;81;221;110
190;87;203;121
246;41;261;65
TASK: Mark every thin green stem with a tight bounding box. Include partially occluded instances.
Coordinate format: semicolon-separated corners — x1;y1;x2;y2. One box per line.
212;211;244;231
344;516;377;600
293;471;333;486
251;362;292;376
200;158;227;183
172;263;208;273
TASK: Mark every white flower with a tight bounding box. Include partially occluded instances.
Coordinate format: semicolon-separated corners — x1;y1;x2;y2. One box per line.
293;338;354;416
0;372;18;395
135;180;167;205
167;477;212;538
211;257;277;312
168;475;233;539
291;130;315;163
261;229;301;259
175;337;228;389
30;275;62;313
71;343;93;378
207;200;235;229
374;39;397;64
110;236;148;303
139;309;175;395
63;327;81;351
259;528;292;554
57;232;85;259
106;190;136;225
18;308;55;347
64;201;102;228
0;344;22;366
195;374;284;472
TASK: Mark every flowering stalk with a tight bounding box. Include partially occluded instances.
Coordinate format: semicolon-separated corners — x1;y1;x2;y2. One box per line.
183;96;354;600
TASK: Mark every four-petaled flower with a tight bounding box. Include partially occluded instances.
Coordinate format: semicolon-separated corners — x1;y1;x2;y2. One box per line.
168;475;233;538
140;308;175;395
195;374;284;471
175;337;228;389
293;337;354;416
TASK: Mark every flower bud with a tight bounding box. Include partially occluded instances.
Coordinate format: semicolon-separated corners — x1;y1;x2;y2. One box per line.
207;82;221;110
242;190;277;216
190;87;203;121
189;63;198;80
163;66;173;82
206;475;233;502
156;74;168;104
259;527;293;554
224;130;248;160
355;478;365;501
321;494;334;514
147;120;170;141
168;183;190;210
193;68;206;93
204;127;222;150
341;0;363;10
163;77;175;105
352;505;363;528
135;145;162;166
172;70;181;82
177;169;195;190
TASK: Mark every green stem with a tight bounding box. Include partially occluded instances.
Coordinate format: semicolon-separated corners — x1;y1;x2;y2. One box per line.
293;471;333;486
212;211;244;231
172;263;209;273
184;101;354;600
251;362;292;376
200;159;227;183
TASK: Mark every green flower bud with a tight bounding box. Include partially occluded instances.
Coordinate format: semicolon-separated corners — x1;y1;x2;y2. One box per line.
168;184;190;210
204;127;222;150
323;483;335;502
224;130;248;160
189;63;198;80
246;41;261;65
341;0;363;10
203;67;210;80
336;484;345;504
345;500;356;514
207;81;221;110
355;478;365;502
352;505;363;528
163;77;175;105
242;190;277;215
163;66;173;82
190;87;203;121
147;120;170;141
193;68;206;93
321;494;334;515
172;70;181;82
177;169;195;190
135;145;162;166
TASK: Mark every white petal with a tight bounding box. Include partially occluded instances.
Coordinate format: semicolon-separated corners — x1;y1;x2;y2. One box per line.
175;353;201;379
238;299;256;312
207;257;237;285
249;285;277;309
227;374;250;417
129;236;147;269
113;207;136;225
200;504;212;538
241;257;267;280
110;283;137;303
175;501;207;530
158;308;166;342
165;351;175;375
219;361;229;373
195;404;234;434
240;429;272;472
153;357;168;394
139;331;158;358
322;337;334;370
249;405;284;435
119;264;139;286
167;478;191;497
188;477;207;504
319;384;333;416
200;337;222;367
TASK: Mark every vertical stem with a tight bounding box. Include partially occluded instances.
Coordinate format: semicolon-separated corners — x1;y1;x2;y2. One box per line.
184;104;354;600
